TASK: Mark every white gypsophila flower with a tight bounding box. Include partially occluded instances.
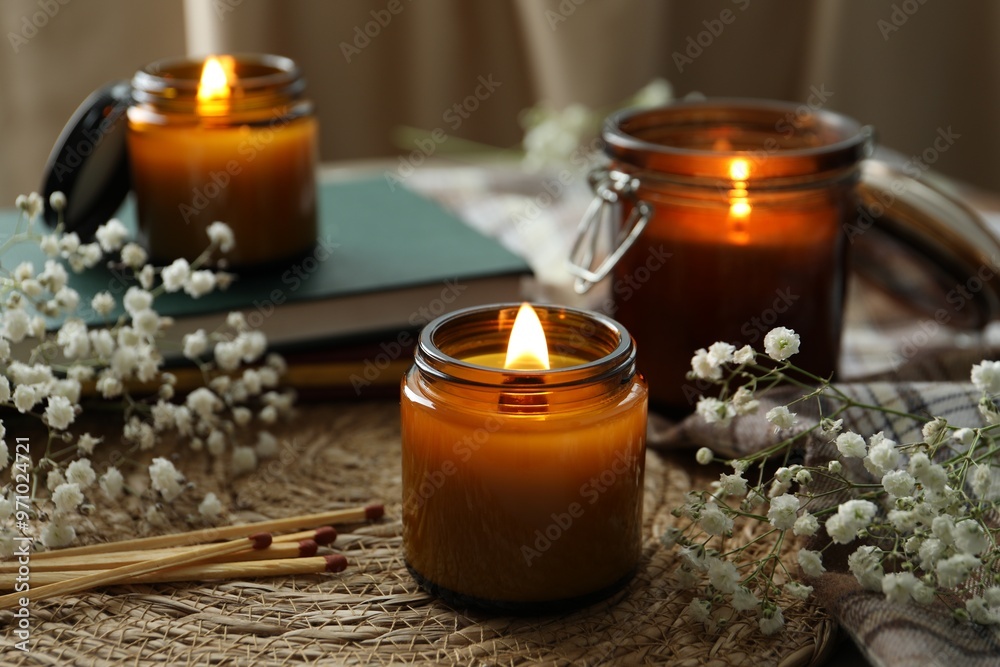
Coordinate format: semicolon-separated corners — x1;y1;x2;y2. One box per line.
120;242;148;270
186;387;220;419
54;286;79;312
227;311;247;330
732;586;759;612
707;342;735;367
161;258;190;292
46;469;65;491
954;520;990;556
95;218;129;252
13;385;39;413
256;431;279;458
89;329;115;359
972;360;1000;394
49;191;66;211
207;221;235;252
936;553;981;588
52;482;83;513
205;430;226;457
20;279;41;298
763;327;800;361
767;493;799;530
132;309;160;338
199;492;224;519
696;397;735;425
137;263;155;289
77;243;102;269
40;521;76;548
918;538;946;569
0;339;9;362
13;261;33;282
232;406;252;427
522;103;595;170
77;433;100;455
793;512;819;537
759;607;784;635
766;405;797;430
718;472;747;497
91;292;115;316
3;308;31;343
40;234;59;257
972;463;995;499
707;557;740;594
237;330;267;361
882;470;916;498
966;598;1000;625
183;329;209;360
794;469;812;485
882;572;920;604
149;457;184;501
848;545;884;591
629;77;673;108
690;348;722;381
0;496;12;521
214;340;242;371
40;260;68;291
797;549;825;577
151;401;175;431
733;345;754;365
100;467;124;499
864;432;901;476
699;504;733;536
123;287;153;315
259;405;278;424
661;527;682;549
242;369;262;395
952;427;976;447
784;582;813;600
145;506;165;527
827;460;843;475
909;453;948;493
836;431;867;458
125;419;155;450
686;598;712;624
66;458;96;488
184;270;216;298
56;320;90;359
730;386;760;415
231;446;258;475
921;417;948;444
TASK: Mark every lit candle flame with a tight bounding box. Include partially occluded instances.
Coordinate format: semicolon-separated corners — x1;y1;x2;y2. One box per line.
504;303;550;370
728;158;751;244
197;55;236;114
729;158;750;182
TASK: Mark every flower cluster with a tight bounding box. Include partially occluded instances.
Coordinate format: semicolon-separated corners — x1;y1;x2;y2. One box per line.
0;193;294;553
675;327;1000;633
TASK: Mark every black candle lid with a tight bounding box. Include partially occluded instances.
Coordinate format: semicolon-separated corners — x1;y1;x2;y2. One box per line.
40;80;132;239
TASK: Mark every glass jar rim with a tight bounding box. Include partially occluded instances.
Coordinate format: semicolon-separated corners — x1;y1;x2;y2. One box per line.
415;303;636;390
602;98;874;180
131;53;304;99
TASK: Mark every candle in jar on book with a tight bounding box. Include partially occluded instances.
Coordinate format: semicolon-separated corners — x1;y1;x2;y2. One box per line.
401;303;648;610
127;54;318;266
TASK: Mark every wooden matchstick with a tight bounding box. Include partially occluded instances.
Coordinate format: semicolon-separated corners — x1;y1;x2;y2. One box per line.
0;533;272;610
0;539;319;573
0;554;348;589
28;505;379;560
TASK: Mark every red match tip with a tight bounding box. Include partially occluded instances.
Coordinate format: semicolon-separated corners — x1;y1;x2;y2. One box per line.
365;503;385;521
324;554;348;573
250;533;272;549
313;526;337;546
298;539;319;558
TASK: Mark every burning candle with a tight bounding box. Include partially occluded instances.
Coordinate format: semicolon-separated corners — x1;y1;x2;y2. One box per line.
401;303;648;611
571;101;871;412
126;54;318;267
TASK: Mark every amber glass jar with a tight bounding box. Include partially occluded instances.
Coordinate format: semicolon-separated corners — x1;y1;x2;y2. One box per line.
570;100;873;412
401;304;647;611
127;53;317;267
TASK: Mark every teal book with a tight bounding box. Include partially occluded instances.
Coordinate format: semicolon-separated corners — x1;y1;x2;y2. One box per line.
1;177;530;350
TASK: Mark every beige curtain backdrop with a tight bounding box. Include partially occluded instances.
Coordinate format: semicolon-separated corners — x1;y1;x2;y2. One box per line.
2;0;999;204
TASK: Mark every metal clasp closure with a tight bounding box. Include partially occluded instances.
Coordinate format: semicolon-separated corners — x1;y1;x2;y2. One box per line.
566;169;652;294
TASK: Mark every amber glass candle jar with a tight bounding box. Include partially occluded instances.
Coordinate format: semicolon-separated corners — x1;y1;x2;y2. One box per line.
571;100;873;412
401;303;647;611
127;54;317;267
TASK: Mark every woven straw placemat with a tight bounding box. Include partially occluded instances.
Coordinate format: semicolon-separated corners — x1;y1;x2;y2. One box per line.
0;402;833;666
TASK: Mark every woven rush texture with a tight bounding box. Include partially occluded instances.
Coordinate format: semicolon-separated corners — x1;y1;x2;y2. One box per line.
0;402;833;666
